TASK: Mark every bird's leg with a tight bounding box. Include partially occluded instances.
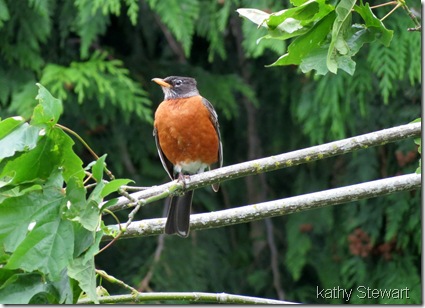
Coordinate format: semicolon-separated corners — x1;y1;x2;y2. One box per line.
176;172;191;196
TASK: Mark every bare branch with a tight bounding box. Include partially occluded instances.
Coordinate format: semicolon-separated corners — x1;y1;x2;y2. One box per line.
104;122;421;213
104;173;421;240
77;291;299;304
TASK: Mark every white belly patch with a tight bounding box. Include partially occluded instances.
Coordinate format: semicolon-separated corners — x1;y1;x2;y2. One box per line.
174;160;208;175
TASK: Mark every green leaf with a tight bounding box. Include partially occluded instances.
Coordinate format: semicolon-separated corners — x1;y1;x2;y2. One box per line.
0;272;54;304
0;172;65;253
299;46;329;74
0;120;41;161
268;12;335;67
327;0;356;74
91;154;106;183
5;209;74;281
291;0;310;6
51;128;85;182
72;222;96;258
354;2;393;47
101;178;133;198
65;177;101;232
31;83;63;128
0;116;25;139
64;176;87;221
77;183;103;232
0;127;84;185
266;0;333;30
68;256;98;304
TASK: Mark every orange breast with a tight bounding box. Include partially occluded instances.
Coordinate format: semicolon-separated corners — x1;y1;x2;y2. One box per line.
154;96;219;166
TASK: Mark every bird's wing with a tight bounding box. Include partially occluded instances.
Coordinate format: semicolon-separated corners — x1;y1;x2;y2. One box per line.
153;126;174;180
202;97;223;192
201;97;223;169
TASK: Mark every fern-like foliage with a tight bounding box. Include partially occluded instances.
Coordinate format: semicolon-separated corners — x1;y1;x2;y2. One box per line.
73;0;111;59
40;51;152;123
0;0;51;71
367;13;421;104
147;0;200;57
195;0;231;61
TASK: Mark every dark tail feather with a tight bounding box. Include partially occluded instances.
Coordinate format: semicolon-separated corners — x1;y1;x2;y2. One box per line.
164;191;194;237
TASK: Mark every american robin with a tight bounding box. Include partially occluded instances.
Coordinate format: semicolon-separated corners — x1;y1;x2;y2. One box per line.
152;76;223;237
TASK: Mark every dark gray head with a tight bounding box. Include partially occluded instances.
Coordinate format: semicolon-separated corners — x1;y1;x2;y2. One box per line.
152;76;199;100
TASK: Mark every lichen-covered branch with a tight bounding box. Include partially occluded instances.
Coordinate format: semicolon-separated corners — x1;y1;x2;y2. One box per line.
105;122;421;213
77;291;298;304
104;173;421;240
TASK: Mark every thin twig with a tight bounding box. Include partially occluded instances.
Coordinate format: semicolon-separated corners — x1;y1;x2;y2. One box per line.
370;1;397;9
265;218;285;300
77;291;299;304
95;270;139;294
380;2;402;22
55;123;99;160
97;209;123;255
121;185;151;191
400;3;421;29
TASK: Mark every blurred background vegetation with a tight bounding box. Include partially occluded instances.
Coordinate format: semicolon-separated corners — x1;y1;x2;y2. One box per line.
0;0;421;304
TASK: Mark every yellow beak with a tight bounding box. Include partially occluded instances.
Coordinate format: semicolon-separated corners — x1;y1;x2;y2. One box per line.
152;78;172;88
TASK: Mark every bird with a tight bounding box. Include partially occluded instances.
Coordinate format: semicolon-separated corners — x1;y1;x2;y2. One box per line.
152;76;223;237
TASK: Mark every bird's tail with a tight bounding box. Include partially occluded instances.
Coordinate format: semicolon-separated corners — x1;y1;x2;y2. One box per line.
164;190;194;237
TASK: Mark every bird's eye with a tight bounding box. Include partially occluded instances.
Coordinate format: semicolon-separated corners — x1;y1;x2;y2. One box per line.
174;79;182;86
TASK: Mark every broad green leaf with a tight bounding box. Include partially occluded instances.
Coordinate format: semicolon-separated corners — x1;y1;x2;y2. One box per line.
31;84;63;128
52;128;85;182
327;0;356;74
0;136;55;184
68;256;98;304
92;154;106;183
5;218;74;281
0;192;55;253
291;0;309;6
0;116;25;139
64;176;100;232
81;230;103;263
0;122;41;162
72;222;96;258
64;176;87;221
0;127;84;185
101;178;133;198
299;46;329;75
268;12;335;67
0;172;64;252
267;0;333;30
354;2;393;46
0;272;54;304
0;183;43;204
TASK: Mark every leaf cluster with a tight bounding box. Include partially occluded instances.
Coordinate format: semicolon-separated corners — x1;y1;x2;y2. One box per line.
238;0;395;75
0;85;130;304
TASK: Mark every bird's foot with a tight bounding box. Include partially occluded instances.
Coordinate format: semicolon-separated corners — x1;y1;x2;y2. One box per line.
175;173;191;196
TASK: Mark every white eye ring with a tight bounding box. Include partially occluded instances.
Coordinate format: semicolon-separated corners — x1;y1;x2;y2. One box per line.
175;79;182;86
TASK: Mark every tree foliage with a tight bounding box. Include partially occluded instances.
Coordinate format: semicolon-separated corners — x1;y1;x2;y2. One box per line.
0;0;421;304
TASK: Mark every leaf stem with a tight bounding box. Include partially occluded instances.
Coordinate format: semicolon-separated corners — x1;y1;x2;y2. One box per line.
370;1;398;9
380;2;402;22
55;123;99;160
400;2;421;29
95;270;139;294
